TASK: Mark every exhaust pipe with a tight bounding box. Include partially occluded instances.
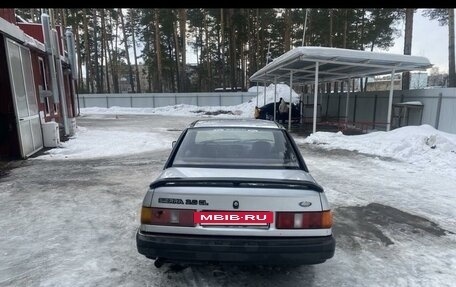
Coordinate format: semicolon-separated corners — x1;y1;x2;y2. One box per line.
154;258;165;268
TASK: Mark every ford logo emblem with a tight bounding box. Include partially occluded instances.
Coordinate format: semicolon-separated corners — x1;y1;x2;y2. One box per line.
299;201;312;207
233;200;239;209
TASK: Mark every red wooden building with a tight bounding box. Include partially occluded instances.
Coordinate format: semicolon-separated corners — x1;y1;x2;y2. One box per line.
0;9;78;159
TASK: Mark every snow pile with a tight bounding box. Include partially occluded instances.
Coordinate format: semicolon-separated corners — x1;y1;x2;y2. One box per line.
247;85;264;93
37;126;175;160
81;84;300;118
248;83;300;106
299;124;456;173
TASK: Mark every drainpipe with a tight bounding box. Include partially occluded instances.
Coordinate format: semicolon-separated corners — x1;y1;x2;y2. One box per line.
65;28;79;116
42;13;69;136
41;14;59;105
53;29;70;136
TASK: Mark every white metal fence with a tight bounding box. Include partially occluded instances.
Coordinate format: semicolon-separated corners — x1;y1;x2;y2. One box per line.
78;92;258;109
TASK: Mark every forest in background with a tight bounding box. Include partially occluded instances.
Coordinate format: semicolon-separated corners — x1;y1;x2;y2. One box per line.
15;8;456;93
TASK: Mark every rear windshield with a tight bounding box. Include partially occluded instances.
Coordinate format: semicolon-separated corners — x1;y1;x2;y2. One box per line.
171;127;301;169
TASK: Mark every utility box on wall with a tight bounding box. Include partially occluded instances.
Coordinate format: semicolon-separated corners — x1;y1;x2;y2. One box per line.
42;121;60;147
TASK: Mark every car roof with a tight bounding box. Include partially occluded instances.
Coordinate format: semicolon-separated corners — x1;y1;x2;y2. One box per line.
190;119;283;129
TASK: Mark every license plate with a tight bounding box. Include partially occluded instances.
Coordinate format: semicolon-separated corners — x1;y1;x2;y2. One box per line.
194;211;273;225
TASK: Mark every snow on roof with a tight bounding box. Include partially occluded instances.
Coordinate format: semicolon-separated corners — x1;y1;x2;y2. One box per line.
24;33;45;51
250;46;432;84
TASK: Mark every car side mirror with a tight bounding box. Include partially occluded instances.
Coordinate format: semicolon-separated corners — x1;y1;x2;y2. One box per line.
172;141;177;148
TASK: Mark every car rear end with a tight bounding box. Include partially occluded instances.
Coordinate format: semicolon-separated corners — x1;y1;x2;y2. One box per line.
137;175;335;266
136;121;335;266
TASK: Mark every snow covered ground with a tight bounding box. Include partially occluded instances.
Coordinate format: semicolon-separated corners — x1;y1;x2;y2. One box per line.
296;124;456;176
37;126;175;160
39;83;299;160
1;114;455;286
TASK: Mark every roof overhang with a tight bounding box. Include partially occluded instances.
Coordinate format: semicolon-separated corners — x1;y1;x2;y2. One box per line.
0;17;45;52
249;46;432;84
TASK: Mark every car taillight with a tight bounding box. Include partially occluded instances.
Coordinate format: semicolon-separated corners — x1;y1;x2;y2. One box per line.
141;207;195;227
276;210;332;229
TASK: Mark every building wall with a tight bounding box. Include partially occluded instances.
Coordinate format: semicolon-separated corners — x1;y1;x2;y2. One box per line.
18;22;76;123
0;34;20;158
29;49;61;122
0;9;15;24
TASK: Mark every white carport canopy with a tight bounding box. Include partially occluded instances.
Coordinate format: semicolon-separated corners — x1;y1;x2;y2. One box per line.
249;46;432;132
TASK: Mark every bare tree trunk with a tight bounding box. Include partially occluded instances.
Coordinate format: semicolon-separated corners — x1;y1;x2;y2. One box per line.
241;43;246;90
228;9;236;89
359;8;365;49
178;9;187;92
99;12;105;93
359;8;369;92
354;11;359;48
449;8;455;87
197;28;202;91
93;9;100;93
72;10;83;90
83;9;91;92
112;10;120;93
146;29;153;92
148;65;152;92
120;9;135;93
246;10;253;86
204;11;212;91
402;9;414;90
284;9;291;52
101;10;110;93
29;9;34;22
329;9;333;47
166;36;175;93
173;13;181;92
154;9;164;92
255;9;260;70
340;9;348;92
221;8;226;90
343;10;348;48
62;9;67;28
130;9;141;93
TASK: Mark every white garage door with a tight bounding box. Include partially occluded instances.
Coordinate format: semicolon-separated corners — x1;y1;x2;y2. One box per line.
6;39;43;158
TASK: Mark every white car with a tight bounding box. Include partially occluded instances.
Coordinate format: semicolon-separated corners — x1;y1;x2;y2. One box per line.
136;119;335;267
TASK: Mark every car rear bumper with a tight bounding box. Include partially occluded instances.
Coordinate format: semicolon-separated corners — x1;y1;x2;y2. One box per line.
136;229;335;265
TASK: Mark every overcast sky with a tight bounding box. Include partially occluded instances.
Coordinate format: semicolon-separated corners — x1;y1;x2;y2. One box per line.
375;9;452;73
185;9;453;74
